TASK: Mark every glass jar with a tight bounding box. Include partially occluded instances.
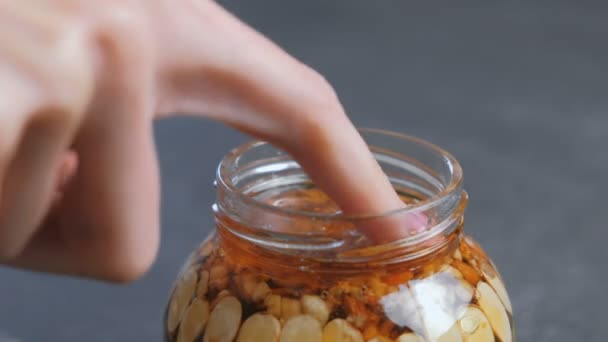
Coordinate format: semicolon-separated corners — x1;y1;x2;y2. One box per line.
164;129;514;342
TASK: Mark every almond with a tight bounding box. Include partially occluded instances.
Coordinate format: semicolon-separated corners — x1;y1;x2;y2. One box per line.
367;336;392;342
443;266;464;280
211;289;231;309
177;298;210;342
454;249;463;261
476;282;512;342
301;295;330;325
252;282;271;303
458;306;495;342
452;260;481;286
482;270;512;314
237;313;281;342
239;273;257;299
167;268;198;333
396;333;422;342
280;315;323;342
265;294;282;318
197;270;209;298
281;297;302;321
322;319;364;342
436;324;462;342
203;296;242;342
209;265;229;290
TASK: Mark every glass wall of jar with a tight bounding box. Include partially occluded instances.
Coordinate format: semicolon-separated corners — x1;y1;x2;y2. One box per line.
164;129;514;342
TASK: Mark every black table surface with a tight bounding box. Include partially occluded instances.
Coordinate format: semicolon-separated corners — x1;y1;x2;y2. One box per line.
1;1;606;341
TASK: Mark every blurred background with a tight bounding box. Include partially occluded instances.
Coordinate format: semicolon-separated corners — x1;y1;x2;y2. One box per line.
1;1;607;341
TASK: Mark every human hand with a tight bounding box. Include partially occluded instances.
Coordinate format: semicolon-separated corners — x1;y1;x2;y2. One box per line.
0;0;419;282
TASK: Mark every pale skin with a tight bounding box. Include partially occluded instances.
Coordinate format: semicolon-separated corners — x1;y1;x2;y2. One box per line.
0;0;422;283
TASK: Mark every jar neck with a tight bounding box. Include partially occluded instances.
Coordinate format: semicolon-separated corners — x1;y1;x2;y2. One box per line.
213;192;467;275
213;129;465;271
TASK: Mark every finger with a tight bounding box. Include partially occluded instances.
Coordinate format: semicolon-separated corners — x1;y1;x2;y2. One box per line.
3;7;160;281
47;16;159;281
0;111;75;259
154;0;426;242
0;110;25;259
10;120;160;282
0;0;95;259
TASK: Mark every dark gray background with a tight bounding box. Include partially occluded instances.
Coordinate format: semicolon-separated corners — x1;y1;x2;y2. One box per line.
1;1;606;341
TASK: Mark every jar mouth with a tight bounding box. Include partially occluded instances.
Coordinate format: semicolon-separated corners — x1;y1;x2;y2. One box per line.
217;128;463;221
214;128;465;259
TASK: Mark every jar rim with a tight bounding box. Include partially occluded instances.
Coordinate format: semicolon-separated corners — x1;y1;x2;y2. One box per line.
216;127;463;222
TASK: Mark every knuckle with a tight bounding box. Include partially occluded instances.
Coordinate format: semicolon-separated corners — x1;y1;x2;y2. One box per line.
274;67;346;153
0;4;96;119
58;214;160;282
87;1;156;92
0;244;23;262
105;250;157;284
27;105;79;139
92;2;153;61
43;28;95;117
298;70;344;124
302;67;340;109
100;233;159;283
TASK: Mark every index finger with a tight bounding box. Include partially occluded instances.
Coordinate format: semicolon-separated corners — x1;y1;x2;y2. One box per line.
153;0;425;242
